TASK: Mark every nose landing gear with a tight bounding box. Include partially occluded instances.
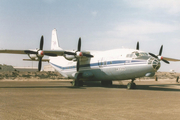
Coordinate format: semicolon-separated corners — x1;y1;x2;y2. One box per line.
127;79;136;89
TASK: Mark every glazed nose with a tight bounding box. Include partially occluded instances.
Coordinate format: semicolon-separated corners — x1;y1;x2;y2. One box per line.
152;59;161;70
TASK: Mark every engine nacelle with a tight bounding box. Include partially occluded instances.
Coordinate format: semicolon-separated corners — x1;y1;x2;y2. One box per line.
28;54;38;60
64;54;76;60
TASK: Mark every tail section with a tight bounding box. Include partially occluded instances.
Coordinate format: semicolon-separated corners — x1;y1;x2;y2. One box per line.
51;29;63;50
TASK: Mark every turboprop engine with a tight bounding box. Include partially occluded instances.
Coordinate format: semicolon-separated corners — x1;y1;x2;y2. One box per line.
64;54;76;60
28;54;38;60
27;50;44;60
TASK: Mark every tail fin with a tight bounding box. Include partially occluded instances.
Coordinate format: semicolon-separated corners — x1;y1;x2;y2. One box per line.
51;29;62;50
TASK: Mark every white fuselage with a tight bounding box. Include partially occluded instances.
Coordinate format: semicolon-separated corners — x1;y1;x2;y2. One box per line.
49;48;159;81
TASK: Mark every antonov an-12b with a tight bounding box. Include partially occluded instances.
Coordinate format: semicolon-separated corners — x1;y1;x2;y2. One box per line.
1;29;180;89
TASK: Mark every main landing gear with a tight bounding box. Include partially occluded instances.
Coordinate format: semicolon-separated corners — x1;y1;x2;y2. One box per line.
71;80;83;86
127;79;136;89
71;73;83;87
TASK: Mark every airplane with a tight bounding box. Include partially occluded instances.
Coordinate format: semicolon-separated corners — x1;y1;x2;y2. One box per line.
0;29;180;89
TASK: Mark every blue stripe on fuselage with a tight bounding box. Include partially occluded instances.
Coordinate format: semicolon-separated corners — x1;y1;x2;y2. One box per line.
50;60;147;71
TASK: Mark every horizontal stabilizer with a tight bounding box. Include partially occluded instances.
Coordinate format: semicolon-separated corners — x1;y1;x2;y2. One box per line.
23;59;49;62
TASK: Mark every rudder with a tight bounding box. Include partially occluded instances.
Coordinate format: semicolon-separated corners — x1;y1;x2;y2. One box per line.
51;29;62;50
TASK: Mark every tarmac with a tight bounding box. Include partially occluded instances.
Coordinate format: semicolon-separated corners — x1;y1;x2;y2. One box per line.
0;79;180;120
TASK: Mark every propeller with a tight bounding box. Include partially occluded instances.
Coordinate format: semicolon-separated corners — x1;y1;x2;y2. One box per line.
24;36;55;71
149;45;170;64
64;37;93;72
38;36;44;71
136;41;139;50
76;38;81;71
78;37;81;51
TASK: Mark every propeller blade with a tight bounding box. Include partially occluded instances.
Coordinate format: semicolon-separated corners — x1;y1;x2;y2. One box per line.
163;57;180;61
162;59;170;64
159;45;163;56
40;36;44;50
64;51;76;55
77;59;79;71
24;50;37;54
149;53;158;59
83;53;94;57
78;37;81;51
38;57;42;71
44;53;57;56
136;41;139;50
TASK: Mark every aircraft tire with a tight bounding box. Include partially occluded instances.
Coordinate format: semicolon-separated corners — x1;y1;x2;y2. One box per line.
127;82;136;89
72;81;77;86
127;82;132;89
72;80;83;87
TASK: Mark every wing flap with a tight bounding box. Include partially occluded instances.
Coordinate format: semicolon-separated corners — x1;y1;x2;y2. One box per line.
23;59;49;62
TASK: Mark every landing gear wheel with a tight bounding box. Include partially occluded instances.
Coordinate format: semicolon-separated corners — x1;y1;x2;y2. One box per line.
71;80;83;87
127;82;136;89
127;82;132;89
72;80;78;86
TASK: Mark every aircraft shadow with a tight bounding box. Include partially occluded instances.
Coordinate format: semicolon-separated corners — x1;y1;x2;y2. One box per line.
134;84;180;91
0;85;86;89
0;81;180;91
81;82;180;91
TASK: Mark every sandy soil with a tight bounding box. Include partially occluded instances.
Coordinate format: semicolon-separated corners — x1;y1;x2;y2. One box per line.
0;80;180;120
0;71;180;119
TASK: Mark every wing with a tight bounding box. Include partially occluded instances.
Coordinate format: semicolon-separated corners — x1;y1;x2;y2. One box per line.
0;49;65;56
0;49;93;57
0;49;26;54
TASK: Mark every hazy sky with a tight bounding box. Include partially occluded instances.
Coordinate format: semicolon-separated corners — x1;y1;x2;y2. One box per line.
0;0;180;72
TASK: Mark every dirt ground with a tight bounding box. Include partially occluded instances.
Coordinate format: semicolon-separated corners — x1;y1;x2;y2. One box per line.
0;71;180;120
0;79;180;120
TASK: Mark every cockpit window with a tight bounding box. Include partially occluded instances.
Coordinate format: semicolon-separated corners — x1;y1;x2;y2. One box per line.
135;52;139;56
134;52;148;57
126;54;135;58
126;51;148;58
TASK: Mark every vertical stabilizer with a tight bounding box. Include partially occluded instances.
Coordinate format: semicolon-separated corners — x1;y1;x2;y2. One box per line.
51;29;62;50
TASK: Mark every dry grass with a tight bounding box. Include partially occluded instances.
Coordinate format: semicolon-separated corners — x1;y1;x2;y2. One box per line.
0;71;64;80
0;71;179;81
